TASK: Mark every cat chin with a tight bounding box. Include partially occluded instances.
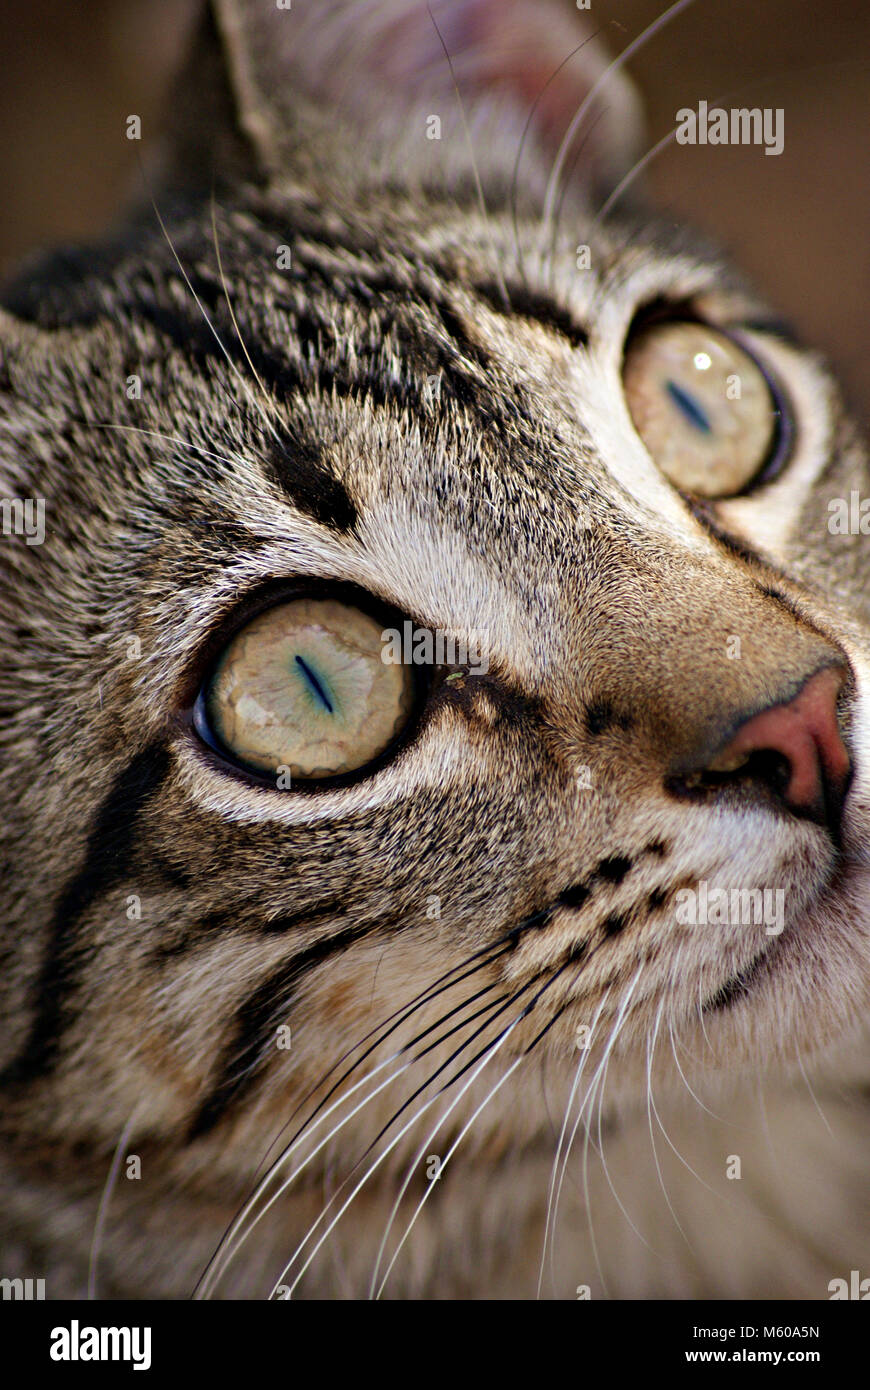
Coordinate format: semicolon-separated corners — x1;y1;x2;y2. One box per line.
683;855;870;1076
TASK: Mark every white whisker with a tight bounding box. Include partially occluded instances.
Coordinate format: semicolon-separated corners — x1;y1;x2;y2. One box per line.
540;0;698;242
268;1069;477;1298
426;4;510;309
537;984;612;1298
87;1105;141;1300
200;954;512;1296
794;1041;835;1139
668;1013;723;1121
697;968;717;1057
595;1045;660;1252
371;1030;525;1298
90;420;250;473
552;968;644;1294
645;1005;690;1246
134;149;285;449
210;196;285;436
272;969;559;1298
198;1052;407;1298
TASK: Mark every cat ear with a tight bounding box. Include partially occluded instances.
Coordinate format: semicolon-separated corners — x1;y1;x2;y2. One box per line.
167;0;644;206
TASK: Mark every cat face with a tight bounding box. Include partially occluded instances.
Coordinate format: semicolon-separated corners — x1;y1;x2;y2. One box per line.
1;0;869;1298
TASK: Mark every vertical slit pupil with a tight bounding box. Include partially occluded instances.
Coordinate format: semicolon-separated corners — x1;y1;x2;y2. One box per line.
295;654;334;713
666;379;712;434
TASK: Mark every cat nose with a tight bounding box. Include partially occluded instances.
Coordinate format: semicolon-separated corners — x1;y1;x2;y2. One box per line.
700;666;852;830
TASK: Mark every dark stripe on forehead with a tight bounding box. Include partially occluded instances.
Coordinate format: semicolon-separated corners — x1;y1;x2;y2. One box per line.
12;243;361;538
229;235;562;435
260;214;589;352
267;435;358;534
471;280;589;349
0;742;171;1088
126;295;360;534
135;283;503;479
110;249;559;528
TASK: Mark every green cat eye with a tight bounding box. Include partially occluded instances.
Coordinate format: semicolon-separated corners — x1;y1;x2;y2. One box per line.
622;321;785;497
197;597;415;782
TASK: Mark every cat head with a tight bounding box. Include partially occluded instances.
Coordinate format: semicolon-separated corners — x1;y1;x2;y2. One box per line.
1;0;869;1295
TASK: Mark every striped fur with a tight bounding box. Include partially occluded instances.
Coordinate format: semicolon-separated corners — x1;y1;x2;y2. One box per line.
1;1;869;1298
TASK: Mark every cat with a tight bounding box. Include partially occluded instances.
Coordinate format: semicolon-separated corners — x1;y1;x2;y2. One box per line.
1;0;869;1300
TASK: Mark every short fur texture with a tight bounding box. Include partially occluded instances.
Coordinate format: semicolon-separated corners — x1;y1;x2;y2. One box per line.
1;0;869;1298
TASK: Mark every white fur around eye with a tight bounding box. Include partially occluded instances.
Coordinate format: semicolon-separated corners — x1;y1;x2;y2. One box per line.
622;322;776;497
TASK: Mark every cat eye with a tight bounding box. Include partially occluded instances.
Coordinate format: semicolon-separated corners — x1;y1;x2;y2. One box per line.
622;321;787;497
195;597;416;782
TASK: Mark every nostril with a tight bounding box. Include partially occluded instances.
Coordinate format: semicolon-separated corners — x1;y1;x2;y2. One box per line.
702;665;852;830
669;665;852;833
700;747;792;798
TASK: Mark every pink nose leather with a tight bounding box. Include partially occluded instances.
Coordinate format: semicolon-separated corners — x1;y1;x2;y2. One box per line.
714;666;851;821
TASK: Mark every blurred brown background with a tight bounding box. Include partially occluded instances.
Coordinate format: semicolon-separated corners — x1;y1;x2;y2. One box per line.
0;0;867;421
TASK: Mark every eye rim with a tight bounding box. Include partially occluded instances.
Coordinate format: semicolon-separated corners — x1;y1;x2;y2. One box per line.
183;578;435;794
622;304;795;498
